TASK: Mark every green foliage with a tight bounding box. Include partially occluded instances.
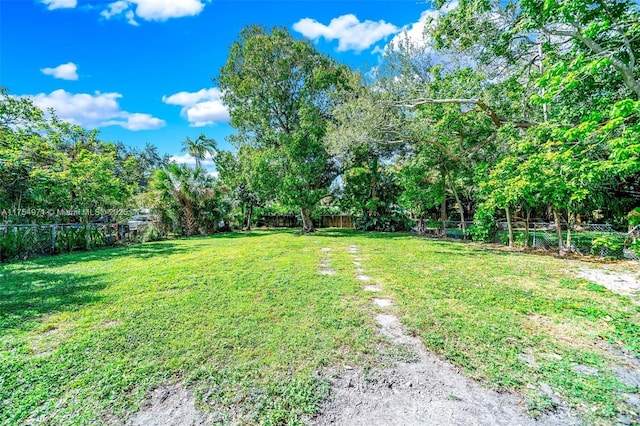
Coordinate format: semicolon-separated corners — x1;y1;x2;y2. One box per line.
0;227;38;261
181;133;217;170
0;89;165;225
591;235;625;258
354;211;411;232
216;26;345;231
424;0;640;244
310;204;342;221
397;153;445;220
467;207;497;242
152;164;229;236
629;207;640;228
142;224;164;243
338;161;409;232
0;224;120;262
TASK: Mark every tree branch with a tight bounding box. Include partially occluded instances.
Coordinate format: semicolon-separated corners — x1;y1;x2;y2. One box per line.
541;26;640;99
398;98;537;129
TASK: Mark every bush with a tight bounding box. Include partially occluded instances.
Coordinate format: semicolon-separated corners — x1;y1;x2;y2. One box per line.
591;235;625;258
354;212;411;232
627;239;640;258
468;208;497;243
142;224;164;242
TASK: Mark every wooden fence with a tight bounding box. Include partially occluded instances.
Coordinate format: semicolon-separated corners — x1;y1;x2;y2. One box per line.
258;214;354;229
318;214;354;228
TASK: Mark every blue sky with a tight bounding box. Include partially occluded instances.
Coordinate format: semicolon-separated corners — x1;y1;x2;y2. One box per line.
1;0;436;166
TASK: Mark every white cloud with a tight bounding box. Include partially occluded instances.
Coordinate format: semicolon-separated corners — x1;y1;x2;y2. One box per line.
103;113;166;131
169;153;216;168
386;9;439;52
101;1;129;19
101;0;209;24
133;0;207;20
162;88;230;127
293;14;399;52
41;0;77;10
41;62;79;81
125;10;139;26
384;3;459;53
26;89;165;131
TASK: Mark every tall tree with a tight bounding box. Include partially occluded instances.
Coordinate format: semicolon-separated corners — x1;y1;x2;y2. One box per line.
181;133;218;169
216;26;345;232
214;146;278;230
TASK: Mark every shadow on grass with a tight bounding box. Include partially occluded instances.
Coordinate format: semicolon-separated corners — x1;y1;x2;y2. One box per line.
0;231;276;266
300;228;414;239
0;270;107;334
71;231;276;260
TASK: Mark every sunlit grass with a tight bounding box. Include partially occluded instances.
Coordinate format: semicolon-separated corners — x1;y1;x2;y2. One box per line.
1;230;638;424
0;231;377;424
360;235;639;422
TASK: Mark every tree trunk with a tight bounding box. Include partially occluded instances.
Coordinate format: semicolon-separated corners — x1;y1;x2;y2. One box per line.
505;206;514;247
84;216;90;251
300;208;315;233
369;156;378;217
565;208;574;252
552;207;564;251
183;202;196;236
246;205;252;230
524;208;531;248
449;179;466;238
440;167;447;236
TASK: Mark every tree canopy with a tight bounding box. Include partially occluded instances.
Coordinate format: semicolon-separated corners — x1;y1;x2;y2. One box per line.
216;26;347;231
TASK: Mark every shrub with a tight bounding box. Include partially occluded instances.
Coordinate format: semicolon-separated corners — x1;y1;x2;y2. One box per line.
142;224;164;242
354;212;411;232
468;208;497;243
591;235;625;258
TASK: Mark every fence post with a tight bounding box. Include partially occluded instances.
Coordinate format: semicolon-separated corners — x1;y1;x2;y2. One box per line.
52;225;57;253
532;223;536;248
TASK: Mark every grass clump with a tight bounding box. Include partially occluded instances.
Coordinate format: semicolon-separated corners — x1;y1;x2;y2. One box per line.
0;231;376;424
1;229;638;424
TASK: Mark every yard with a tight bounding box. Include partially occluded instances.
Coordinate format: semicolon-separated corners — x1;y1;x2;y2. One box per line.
1;230;638;425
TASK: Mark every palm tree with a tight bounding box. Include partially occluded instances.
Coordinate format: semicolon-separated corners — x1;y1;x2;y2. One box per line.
181;133;218;169
153;164;218;236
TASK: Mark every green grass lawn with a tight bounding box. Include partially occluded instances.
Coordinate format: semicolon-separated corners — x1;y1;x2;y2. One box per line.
1;230;638;425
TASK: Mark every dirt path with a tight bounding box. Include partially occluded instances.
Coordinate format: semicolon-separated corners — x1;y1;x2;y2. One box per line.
125;383;218;426
572;263;640;296
311;244;579;426
126;245;586;425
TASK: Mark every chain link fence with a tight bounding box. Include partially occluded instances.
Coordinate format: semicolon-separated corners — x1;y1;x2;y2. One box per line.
0;223;137;262
526;223;638;259
422;221;639;260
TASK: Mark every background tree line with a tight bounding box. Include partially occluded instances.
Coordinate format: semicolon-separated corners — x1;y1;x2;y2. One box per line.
214;2;639;252
0;88;167;225
3;0;639;253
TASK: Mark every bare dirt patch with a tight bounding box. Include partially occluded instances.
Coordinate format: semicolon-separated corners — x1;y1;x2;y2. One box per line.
575;267;640;296
525;314;602;352
312;313;579;426
373;298;393;308
318;248;335;275
363;285;382;292
125;383;220;426
103;320;122;328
